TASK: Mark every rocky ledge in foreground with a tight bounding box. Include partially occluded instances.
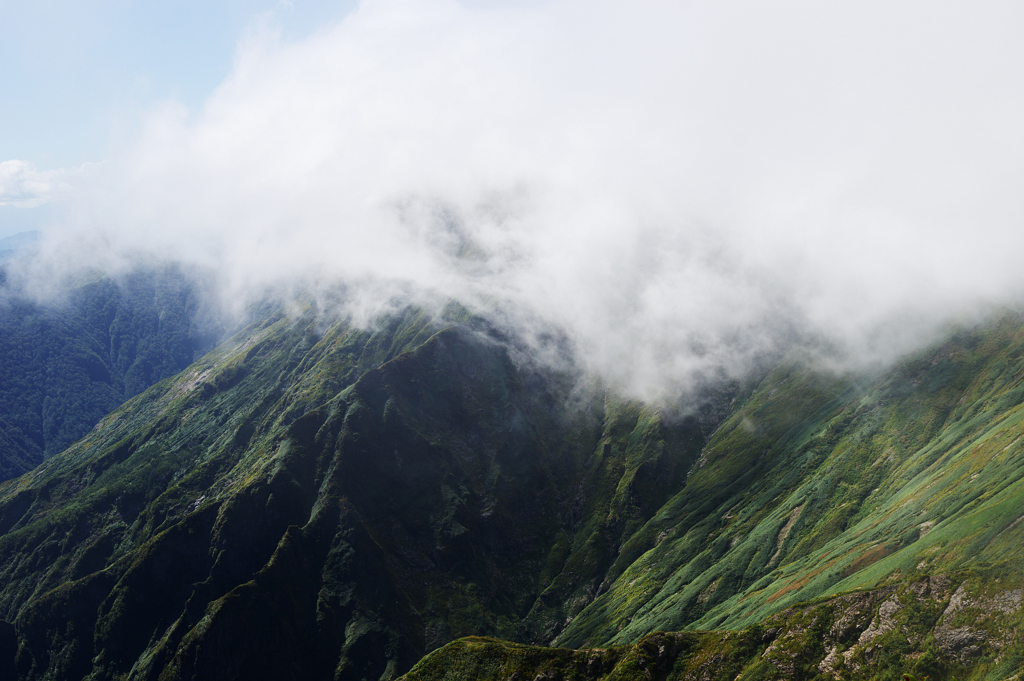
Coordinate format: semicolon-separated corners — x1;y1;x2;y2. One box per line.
400;570;1024;681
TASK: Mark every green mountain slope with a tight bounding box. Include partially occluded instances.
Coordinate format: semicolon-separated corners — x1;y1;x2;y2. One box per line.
402;568;1024;681
555;316;1024;649
402;314;1024;680
0;304;724;680
3;303;1024;680
0;266;222;480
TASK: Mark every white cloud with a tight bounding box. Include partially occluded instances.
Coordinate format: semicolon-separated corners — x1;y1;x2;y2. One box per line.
0;160;80;208
17;0;1024;400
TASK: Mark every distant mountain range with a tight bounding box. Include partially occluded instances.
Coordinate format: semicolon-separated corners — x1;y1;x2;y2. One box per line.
0;264;224;480
0;286;1023;680
0;232;39;264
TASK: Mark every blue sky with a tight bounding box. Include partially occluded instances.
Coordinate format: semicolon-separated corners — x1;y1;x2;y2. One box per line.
1;0;357;167
0;0;356;237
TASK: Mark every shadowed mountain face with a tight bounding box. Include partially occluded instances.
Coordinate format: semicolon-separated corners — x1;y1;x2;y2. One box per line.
0;305;724;680
2;304;1024;680
0;267;223;480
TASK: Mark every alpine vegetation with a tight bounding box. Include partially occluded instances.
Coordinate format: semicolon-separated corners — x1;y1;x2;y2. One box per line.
1;2;1024;681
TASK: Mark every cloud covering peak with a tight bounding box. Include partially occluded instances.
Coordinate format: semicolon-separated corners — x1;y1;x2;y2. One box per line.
14;0;1024;399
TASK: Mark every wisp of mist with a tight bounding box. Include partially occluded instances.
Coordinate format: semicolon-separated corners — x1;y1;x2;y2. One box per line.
10;0;1024;401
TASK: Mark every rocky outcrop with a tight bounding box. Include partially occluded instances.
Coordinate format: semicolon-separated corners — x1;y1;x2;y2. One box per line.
403;572;1024;681
933;583;1023;664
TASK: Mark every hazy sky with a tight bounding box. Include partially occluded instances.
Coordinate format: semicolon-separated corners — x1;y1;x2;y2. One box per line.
0;0;357;167
0;0;356;235
4;0;1024;400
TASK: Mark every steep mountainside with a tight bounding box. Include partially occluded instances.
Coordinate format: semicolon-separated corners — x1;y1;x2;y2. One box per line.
405;315;1024;680
2;304;1024;680
554;316;1024;647
0;266;222;480
0;304;725;680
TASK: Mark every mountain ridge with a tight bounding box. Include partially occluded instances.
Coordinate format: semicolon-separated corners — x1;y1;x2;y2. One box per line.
1;304;1023;679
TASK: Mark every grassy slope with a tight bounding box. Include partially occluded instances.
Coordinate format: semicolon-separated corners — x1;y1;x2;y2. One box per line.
402;569;1024;680
4;304;1024;680
401;314;1024;681
552;315;1024;651
0;304;720;681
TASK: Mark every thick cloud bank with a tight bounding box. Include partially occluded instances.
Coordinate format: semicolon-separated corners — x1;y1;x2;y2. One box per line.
15;0;1024;399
